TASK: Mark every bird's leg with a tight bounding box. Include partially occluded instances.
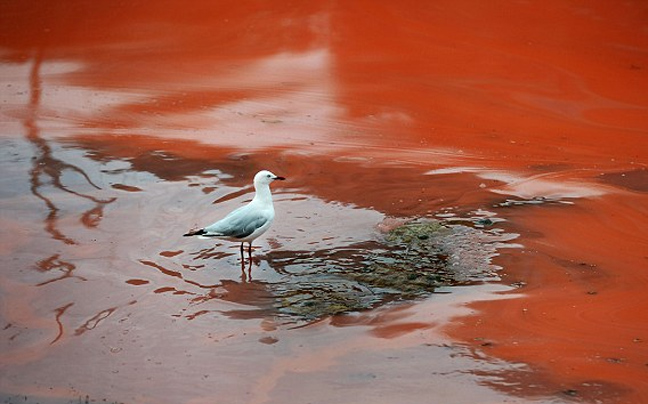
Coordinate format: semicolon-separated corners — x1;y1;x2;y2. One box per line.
239;243;247;280
242;242;252;280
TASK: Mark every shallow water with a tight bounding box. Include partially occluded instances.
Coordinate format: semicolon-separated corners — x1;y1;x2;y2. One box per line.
1;1;647;403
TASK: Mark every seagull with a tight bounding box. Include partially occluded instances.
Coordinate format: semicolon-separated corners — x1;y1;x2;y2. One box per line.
183;170;285;263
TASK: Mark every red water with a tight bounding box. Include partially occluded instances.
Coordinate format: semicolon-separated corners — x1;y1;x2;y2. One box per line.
1;1;647;403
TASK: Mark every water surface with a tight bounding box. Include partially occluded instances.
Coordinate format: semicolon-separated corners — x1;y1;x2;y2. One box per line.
1;1;647;403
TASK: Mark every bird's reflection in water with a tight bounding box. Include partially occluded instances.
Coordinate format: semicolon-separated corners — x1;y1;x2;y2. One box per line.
186;242;268;282
154;246;280;320
241;255;253;282
189;276;278;321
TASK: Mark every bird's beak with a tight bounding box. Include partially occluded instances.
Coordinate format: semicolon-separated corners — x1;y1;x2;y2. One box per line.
274;176;286;181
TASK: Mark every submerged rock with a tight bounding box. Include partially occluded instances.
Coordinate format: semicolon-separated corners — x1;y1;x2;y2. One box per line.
350;220;451;298
265;219;506;320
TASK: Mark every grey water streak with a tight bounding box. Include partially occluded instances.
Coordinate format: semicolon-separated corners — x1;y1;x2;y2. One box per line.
35;254;87;287
17;51;119;351
50;302;74;345
23;50;116;248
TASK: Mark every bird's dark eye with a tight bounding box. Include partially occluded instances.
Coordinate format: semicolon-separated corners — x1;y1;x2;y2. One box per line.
267;174;272;178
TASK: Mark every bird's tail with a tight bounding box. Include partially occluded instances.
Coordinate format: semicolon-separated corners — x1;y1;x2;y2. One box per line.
183;228;207;237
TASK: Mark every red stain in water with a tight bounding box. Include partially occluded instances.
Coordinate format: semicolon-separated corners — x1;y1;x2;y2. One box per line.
0;1;647;403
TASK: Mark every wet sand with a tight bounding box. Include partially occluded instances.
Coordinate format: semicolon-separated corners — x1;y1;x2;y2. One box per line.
1;1;647;403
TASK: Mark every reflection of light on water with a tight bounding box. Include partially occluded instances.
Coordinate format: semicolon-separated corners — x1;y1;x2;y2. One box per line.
0;59;136;134
167;49;344;148
0;48;345;150
426;166;608;199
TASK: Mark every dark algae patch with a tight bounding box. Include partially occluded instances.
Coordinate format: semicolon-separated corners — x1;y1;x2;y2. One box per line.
265;219;508;320
352;220;451;298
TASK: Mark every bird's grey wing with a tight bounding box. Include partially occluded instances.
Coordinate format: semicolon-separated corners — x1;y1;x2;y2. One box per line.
203;210;269;239
200;205;249;235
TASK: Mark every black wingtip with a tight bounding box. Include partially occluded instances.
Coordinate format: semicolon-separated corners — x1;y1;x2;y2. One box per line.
183;228;206;237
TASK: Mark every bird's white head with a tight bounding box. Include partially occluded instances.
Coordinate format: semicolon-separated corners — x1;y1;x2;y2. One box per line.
254;170;286;186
